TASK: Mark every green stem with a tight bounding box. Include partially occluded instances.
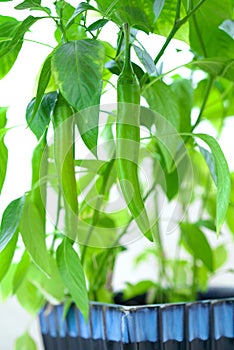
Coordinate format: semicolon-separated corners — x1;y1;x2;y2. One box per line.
180;0;208;25
191;77;213;131
23;38;54;48
91;180;157;294
80;160;115;264
140;0;208;86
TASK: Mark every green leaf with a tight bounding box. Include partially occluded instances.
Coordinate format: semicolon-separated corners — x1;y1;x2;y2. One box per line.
95;0;157;32
153;0;165;20
87;18;109;31
75;159;107;173
180;223;213;272
188;0;234;58
29;55;53;125
0;16;21;79
0;128;8;194
66;2;99;29
153;0;188;42
14;332;37;350
0;233;18;282
143;80;180;130
219;19;234;40
26;91;57;140
213;244;228;271
56;239;89;319
13;252;31;293
19;197;51;277
15;0;41;10
133;44;157;75
27;257;65;303
16;279;44;315
55;2;87;42
123;280;156;300
0;264;17;301
170;79;192;132
52;40;105;111
194;79;224;129
199;146;217;184
195;58;234;81
52;40;105;154
195;133;231;235
0;16;40;57
0;107;7;128
0;195;25;252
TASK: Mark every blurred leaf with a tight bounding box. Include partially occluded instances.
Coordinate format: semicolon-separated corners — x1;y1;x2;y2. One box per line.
153;0;188;42
213;244;228;271
27;257;65;303
15;0;41;9
195;220;216;232
123;280;156;300
180;223;213;272
16;279;44;315
26;91;57;140
19;197;51;277
219;19;234;40
194;79;224;129
0;234;18;282
153;0;165;20
195;58;234;81
195;133;231;235
196;265;209;292
0;264;17;302
75;159;107;172
189;0;234;58
13;252;31;293
226;173;234;234
14;332;37;350
0;195;25;252
56;239;89;319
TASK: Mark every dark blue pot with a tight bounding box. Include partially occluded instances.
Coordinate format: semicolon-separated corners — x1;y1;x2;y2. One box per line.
39;296;234;350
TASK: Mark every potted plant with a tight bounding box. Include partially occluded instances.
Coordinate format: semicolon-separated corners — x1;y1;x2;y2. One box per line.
0;0;234;349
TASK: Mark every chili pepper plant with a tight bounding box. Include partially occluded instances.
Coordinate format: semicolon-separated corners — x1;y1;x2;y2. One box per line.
0;0;234;346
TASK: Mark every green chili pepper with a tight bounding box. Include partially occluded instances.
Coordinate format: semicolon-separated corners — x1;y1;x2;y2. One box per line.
31;130;48;228
116;23;152;241
52;93;78;240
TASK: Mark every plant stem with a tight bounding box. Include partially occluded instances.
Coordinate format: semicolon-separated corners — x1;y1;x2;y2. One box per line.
23;39;54;48
191;77;213;131
91;180;157;295
140;0;208;86
80;159;115;264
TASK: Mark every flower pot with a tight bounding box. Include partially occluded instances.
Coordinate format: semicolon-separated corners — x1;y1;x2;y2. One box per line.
39;293;234;350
